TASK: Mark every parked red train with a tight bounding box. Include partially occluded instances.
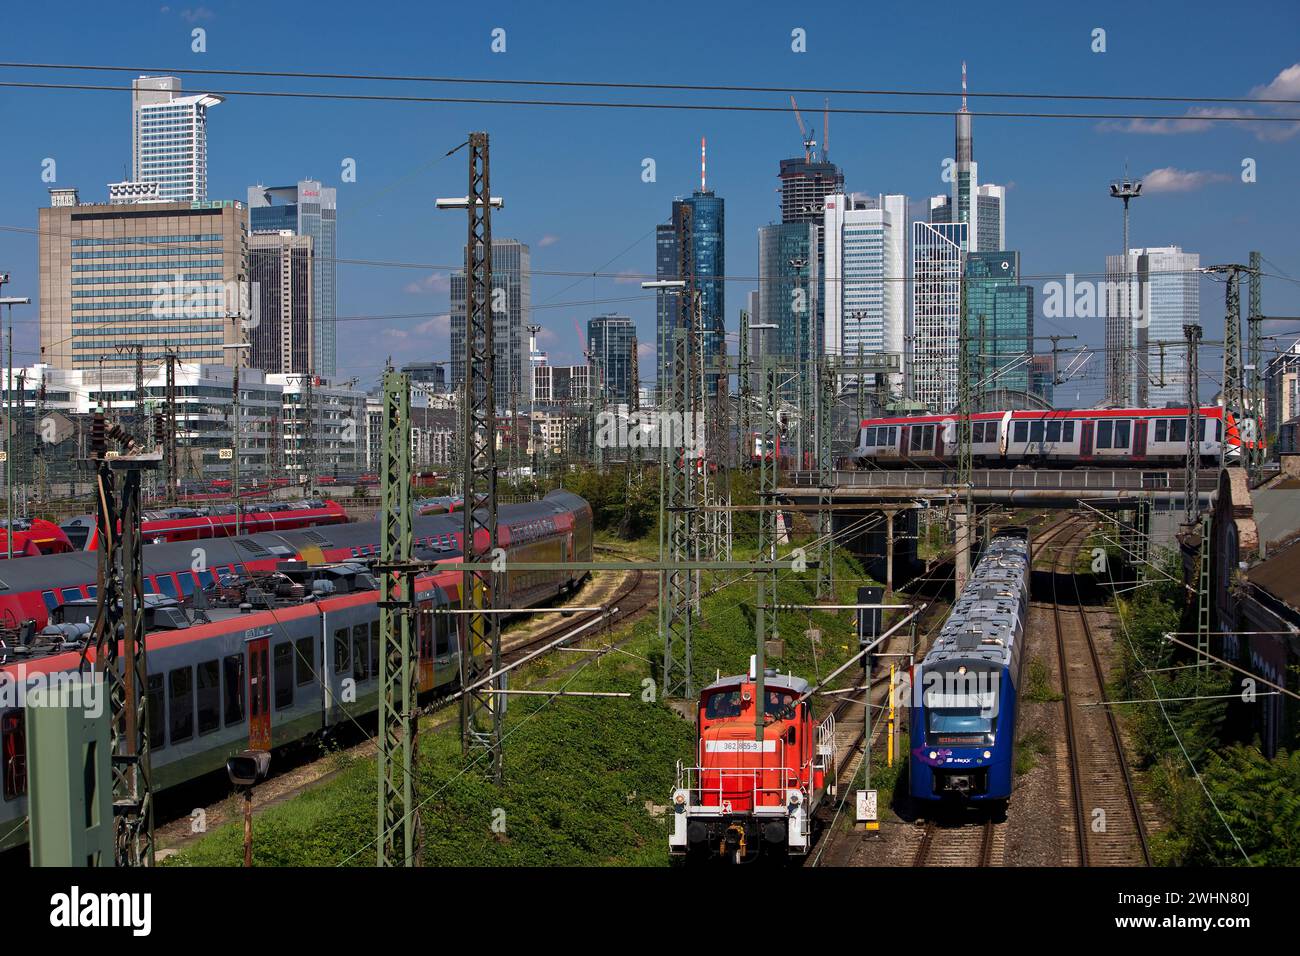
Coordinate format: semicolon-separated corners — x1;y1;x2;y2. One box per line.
58;499;350;552
0;519;75;559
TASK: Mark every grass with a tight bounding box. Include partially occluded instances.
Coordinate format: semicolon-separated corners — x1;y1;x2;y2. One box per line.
1015;728;1050;775
166;535;876;867
1022;658;1063;703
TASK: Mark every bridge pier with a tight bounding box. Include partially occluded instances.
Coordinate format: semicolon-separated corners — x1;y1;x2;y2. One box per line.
831;506;918;590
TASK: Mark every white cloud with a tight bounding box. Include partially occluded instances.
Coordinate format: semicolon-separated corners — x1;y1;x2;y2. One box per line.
1250;63;1300;100
1142;166;1232;193
403;272;450;295
537;234;559;248
383;314;449;340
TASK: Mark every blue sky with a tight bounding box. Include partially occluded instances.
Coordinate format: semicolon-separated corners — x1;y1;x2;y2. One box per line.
1;0;1297;403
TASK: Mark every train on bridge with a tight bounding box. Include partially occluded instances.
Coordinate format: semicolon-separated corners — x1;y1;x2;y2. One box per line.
0;490;593;852
853;406;1246;469
910;529;1032;804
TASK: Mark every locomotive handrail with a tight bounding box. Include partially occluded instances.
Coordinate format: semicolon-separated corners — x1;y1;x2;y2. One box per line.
675;763;807;810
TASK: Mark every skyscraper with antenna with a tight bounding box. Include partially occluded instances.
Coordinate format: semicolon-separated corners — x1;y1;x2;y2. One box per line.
929;62;1006;253
655;138;725;393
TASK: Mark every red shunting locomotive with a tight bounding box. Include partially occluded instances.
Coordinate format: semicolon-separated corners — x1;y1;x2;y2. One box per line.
670;658;836;862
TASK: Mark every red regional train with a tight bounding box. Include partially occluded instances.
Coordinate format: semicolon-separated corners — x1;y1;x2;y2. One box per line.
669;658;837;861
853;406;1249;468
0;490;593;851
58;499;350;551
0;519;75;559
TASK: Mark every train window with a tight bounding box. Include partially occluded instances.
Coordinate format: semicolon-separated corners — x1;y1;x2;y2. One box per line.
1200;418;1210;440
1046;421;1062;443
156;575;178;599
1170;419;1187;442
196;661;220;735
178;573;197;597
235;564;247;577
334;629;350;674
1096;420;1113;448
353;624;370;681
273;643;293;710
1154;419;1168;442
41;590;58;612
1013;421;1028;443
147;674;165;750
3;711;27;800
435;613;451;656
971;422;983;443
370;621;381;676
1029;421;1045;443
1063;422;1074;442
144;579;156;595
1113;420;1131;448
224;654;245;726
61;587;82;602
704;691;742;719
864;427;877;446
295;636;315;686
168;667;194;744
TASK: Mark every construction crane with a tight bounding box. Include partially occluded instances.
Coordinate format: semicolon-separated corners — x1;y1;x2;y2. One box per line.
823;98;830;163
789;95;817;162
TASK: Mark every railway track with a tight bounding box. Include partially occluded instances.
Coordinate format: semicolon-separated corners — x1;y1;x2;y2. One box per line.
1046;520;1151;867
913;817;996;867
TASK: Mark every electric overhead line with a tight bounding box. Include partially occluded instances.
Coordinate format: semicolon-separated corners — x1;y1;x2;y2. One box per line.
0;79;1296;123
2;61;1297;105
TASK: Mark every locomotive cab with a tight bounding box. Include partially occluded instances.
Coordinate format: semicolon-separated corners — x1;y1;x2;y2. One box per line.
669;660;835;862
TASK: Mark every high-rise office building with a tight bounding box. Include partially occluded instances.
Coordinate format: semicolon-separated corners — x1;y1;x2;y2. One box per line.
1030;354;1056;407
249;233;313;375
587;314;636;407
402;361;449;391
132;76;223;203
779;155;843;361
757;222;819;389
248;181;338;378
1105;246;1199;406
39;189;248;371
909;220;967;412
655;189;725;393
928;65;1006;254
965;251;1033;395
822;192;907;391
450;238;530;404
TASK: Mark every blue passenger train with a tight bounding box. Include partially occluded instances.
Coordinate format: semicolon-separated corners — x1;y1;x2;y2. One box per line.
909;530;1031;804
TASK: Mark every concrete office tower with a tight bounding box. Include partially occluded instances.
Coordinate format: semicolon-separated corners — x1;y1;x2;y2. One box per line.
249;233;314;375
1105;246;1200;406
910;220;967;413
928;64;1006;254
822;192;907;391
587;314;636;407
132;76;223;202
450;238;530;403
248;181;338;378
39;189;248;370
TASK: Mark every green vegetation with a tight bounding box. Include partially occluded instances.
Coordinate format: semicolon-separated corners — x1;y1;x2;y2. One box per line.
167;520;876;866
1111;548;1299;866
1015;728;1050;775
1022;658;1062;703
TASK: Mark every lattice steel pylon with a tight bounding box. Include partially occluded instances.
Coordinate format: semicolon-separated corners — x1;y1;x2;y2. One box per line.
377;370;420;865
82;418;156;866
756;357;781;650
814;355;835;599
1247;251;1263;479
1183;322;1202;529
660;320;695;698
458;131;503;781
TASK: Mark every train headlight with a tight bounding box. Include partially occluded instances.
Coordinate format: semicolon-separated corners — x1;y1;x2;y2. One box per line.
983;750;992;759
673;792;687;812
787;791;801;808
928;751;938;761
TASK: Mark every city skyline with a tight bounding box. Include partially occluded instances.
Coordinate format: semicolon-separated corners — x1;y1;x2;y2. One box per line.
0;2;1296;404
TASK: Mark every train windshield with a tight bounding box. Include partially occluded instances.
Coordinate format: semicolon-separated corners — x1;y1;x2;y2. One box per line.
704;691;742;719
923;669;999;743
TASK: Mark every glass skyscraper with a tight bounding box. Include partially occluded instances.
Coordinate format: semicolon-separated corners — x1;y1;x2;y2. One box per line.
965;251;1033;395
587;314;636;407
450;238;530;403
757;221;819;396
132;76;223;203
1105;246;1200;406
655;190;725;393
248;181;338;378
